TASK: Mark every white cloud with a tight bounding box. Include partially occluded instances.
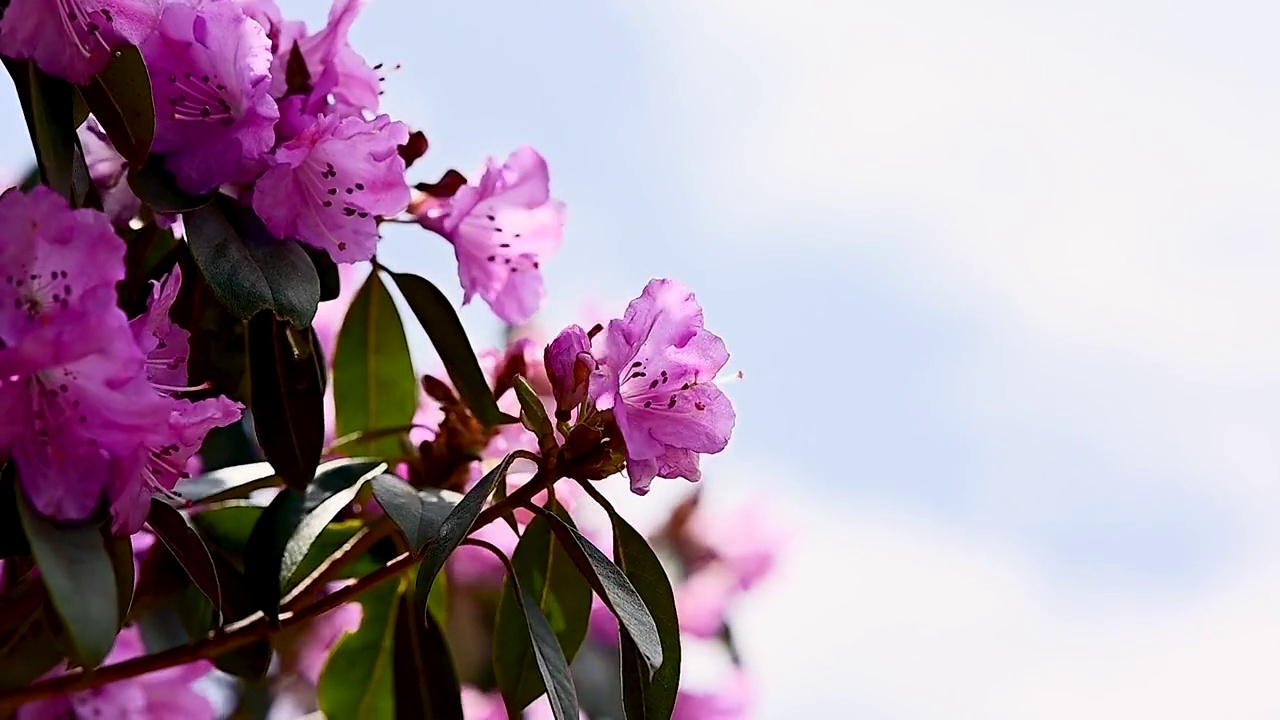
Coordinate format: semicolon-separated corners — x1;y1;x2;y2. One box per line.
719;460;1280;718
630;0;1280;384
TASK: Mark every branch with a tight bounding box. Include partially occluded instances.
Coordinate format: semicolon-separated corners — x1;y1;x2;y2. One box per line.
0;549;417;711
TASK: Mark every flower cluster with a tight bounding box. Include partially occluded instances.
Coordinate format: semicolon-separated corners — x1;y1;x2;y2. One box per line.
0;186;240;532
0;0;759;717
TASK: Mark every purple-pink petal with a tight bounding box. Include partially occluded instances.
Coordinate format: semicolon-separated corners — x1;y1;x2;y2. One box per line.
252;113;410;263
419;147;565;324
0;0;162;84
143;0;279;194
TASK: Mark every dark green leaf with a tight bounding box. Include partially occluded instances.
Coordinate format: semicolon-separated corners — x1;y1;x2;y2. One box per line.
248;313;325;492
527;505;662;674
473;540;580;720
185;194;320;328
309;245;341;302
106;532;135;625
370;474;461;555
394;585;463;720
386;271;503;427
146;499;222;617
0;466;29;557
318;580;400;720
128;154;215;213
193;504;374;584
174;461;277;504
333;272;418;459
78;45;153;164
119;223;180;313
5;59;90;205
243;458;386;617
412;454;517;608
17;496;118;667
608;502;681;720
171;258;251;402
494;508;593;711
515;375;556;452
0;599;65;691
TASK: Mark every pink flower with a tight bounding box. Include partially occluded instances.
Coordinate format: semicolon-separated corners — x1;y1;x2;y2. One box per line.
16;626;213;719
0;0;162;84
252;113;410;263
111;266;243;533
290;589;362;684
686;500;779;593
544;324;594;421
671;669;752;720
418;147;565;324
0;187;171;522
590;280;736;494
142;0;279;194
286;0;381;116
675;566;738;638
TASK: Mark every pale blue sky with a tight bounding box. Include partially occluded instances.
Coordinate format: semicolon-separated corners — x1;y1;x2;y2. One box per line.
5;0;1280;714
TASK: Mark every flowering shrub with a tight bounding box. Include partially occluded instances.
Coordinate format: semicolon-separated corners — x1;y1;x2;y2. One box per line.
0;1;770;718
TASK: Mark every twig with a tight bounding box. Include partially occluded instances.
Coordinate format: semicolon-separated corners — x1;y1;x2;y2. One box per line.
0;550;417;711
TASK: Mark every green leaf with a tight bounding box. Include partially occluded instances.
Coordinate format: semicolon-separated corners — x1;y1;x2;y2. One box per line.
174;461;277;504
309;245;341;302
386;271;504;427
128;154;216;213
526;505;662;674
0;597;65;691
5;59;92;205
106;532;135;625
0;466;29;557
193;504;374;582
185;194;320;328
370;474;461;554
412;454;518;608
146;499;222;618
318;579;400;720
515;375;556;453
333;272;418;459
78;45;154;164
494;508;593;711
248;313;325;492
243;458;386;617
17;496;118;667
171;260;251;403
607;502;682;720
393;585;464;719
477;540;580;720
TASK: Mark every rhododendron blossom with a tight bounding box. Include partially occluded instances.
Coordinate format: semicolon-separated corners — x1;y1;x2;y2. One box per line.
0;187;170;522
142;0;279;193
589;279;736;494
0;0;162;84
253;113;410;262
418;147;565;324
0;1;760;716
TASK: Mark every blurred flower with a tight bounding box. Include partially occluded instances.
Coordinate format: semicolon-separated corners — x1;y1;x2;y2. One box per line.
16;626;214;719
280;583;363;685
671;668;752;720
